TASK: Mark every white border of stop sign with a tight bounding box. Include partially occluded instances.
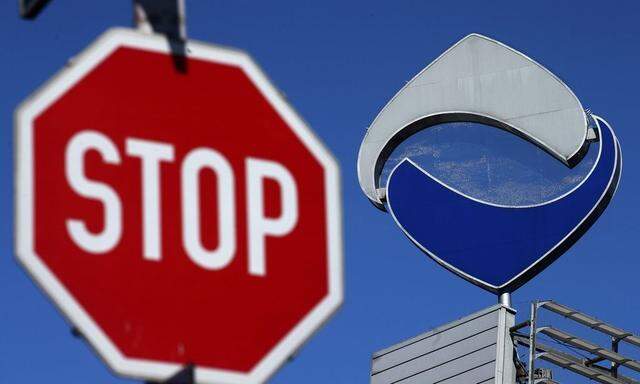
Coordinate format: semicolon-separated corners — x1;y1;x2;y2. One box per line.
14;28;343;384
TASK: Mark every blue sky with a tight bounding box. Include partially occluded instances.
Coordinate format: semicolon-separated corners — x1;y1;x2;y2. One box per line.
1;1;640;383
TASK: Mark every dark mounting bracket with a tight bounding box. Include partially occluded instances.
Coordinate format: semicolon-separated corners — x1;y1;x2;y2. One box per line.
18;0;51;19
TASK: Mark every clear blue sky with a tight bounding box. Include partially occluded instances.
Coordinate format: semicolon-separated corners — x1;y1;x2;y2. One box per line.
1;1;639;383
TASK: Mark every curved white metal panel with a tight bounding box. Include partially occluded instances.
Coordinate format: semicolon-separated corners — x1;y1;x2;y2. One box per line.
357;33;588;206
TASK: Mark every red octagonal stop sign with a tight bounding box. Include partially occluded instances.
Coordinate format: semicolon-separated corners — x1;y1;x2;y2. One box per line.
15;28;343;384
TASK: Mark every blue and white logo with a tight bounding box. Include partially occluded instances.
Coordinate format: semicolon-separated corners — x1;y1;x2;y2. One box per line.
357;34;621;294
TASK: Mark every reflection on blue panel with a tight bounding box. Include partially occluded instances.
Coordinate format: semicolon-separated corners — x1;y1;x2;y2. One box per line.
380;122;597;206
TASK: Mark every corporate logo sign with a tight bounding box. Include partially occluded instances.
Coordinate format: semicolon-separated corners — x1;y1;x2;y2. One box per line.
357;34;621;294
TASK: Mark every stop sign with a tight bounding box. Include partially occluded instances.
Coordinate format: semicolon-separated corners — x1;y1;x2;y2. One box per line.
15;28;343;383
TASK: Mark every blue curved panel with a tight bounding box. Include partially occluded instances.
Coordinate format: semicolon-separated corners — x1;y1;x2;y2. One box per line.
387;118;621;293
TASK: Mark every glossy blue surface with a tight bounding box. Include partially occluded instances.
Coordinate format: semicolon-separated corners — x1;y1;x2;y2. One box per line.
387;120;620;291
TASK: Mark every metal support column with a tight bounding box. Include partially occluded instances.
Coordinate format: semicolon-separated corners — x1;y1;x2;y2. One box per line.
528;300;538;384
499;292;512;308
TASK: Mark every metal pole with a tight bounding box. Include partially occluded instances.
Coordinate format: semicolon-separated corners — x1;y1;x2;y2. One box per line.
132;0;188;72
499;292;512;307
528;301;537;384
133;0;186;40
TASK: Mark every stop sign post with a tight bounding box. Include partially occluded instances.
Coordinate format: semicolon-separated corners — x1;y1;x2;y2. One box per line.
15;28;343;383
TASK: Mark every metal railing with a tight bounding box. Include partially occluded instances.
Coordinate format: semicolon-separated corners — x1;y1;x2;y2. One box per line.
511;300;640;384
